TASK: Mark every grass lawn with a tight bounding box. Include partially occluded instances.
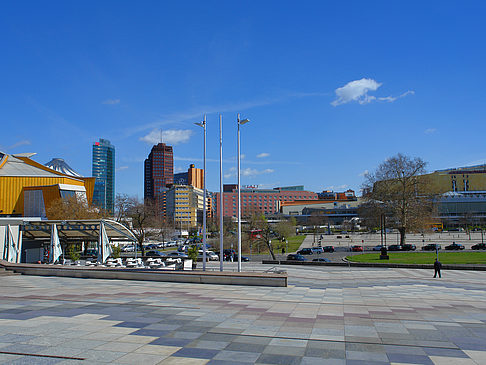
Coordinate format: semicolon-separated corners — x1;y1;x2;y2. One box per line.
347;252;486;265
285;235;306;252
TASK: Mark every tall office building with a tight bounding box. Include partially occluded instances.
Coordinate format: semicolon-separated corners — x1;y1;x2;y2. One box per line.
144;143;173;215
173;164;204;189
92;138;115;213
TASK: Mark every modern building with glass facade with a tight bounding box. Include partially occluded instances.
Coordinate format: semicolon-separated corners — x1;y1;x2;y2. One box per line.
92;139;115;213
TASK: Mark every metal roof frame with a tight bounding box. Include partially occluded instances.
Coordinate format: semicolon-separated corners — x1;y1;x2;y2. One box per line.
20;219;136;242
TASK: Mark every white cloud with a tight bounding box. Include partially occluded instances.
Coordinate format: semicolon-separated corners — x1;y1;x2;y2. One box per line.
323;184;349;191
331;78;414;106
140;129;193;145
331;78;382;106
424;128;437;135
257;152;270;158
102;99;120;105
116;166;129;172
242;168;274;177
359;170;369;177
224;167;274;179
224;167;237;179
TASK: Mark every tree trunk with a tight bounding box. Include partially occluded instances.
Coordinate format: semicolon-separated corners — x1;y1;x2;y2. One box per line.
398;227;406;245
266;241;276;260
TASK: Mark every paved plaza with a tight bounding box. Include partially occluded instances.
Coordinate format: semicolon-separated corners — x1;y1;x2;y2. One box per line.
0;265;486;364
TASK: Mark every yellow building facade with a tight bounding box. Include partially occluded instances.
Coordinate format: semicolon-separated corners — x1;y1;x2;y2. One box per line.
166;185;205;228
0;152;95;217
422;165;486;194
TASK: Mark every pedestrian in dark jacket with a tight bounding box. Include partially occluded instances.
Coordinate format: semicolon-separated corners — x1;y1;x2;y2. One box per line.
434;259;442;278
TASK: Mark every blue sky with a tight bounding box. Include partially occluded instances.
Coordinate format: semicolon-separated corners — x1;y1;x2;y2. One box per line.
1;1;486;197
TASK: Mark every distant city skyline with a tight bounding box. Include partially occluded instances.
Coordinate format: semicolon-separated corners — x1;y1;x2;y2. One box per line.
1;2;486;198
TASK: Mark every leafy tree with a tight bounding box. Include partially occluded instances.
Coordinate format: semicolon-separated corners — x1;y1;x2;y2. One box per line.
187;245;198;267
362;153;434;245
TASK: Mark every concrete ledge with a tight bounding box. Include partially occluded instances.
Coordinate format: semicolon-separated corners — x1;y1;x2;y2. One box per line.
262;260;486;271
0;260;287;287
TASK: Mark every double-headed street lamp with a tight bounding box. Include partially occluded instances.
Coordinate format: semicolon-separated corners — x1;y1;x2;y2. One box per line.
194;115;207;271
237;113;250;272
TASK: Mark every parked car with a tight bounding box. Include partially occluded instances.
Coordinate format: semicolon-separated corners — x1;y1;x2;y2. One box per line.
312;258;331;263
388;245;403;251
422;244;441;251
472;243;486;250
121;245;135;252
145;244;158;250
85;249;98;257
145;250;167;257
219;249;249;261
311;247;323;254
166;251;188;258
351;245;363;252
297;248;314;255
402;244;416;251
445;243;465;250
372;245;384;251
287;254;306;261
198;250;219;261
322;246;335;253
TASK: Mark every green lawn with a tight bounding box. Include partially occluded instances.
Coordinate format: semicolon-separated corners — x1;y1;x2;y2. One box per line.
347;252;486;265
285;235;306;252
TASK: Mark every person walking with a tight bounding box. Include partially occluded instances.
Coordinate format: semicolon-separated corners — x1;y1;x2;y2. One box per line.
434;258;442;278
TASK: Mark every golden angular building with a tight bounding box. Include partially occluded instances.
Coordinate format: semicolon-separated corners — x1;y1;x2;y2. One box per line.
0;152;95;218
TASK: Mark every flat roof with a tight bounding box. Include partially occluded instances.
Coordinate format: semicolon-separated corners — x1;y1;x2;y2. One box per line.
20;219;137;242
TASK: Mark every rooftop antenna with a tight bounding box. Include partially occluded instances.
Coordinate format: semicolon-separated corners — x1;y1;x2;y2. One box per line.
160;129;163;144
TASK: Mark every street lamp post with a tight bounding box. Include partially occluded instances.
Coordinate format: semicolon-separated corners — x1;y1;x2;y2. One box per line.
237;113;250;272
194;116;207;271
219;114;224;272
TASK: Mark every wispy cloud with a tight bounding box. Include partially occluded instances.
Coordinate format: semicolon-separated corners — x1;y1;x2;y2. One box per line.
224;167;274;179
102;99;120;105
358;170;369;177
123;91;328;137
257;152;270;158
116;166;129;172
424;128;437;135
140;129;193;145
8;139;31;150
331;78;414;106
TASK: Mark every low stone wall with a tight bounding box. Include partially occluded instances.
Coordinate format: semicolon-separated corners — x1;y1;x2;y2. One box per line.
262;260;486;271
0;260;287;287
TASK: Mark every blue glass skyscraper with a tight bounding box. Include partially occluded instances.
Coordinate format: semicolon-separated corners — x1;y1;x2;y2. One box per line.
92;138;115;213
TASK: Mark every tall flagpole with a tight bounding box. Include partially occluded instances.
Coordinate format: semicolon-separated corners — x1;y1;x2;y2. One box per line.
219;114;224;272
202;115;207;271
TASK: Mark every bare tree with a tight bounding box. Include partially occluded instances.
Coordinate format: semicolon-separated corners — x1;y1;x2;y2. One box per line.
46;196;106;220
275;217;296;241
126;198;157;256
248;213;276;260
362;153;434;245
153;214;175;244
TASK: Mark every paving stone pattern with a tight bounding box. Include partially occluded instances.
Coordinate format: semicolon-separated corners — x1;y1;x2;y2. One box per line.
0;265;485;364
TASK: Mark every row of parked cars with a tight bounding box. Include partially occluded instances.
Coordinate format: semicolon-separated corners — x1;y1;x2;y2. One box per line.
287;254;330;262
296;246;335;255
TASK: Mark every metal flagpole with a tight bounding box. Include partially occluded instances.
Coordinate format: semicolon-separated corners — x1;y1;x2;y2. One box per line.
219;114;224;272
